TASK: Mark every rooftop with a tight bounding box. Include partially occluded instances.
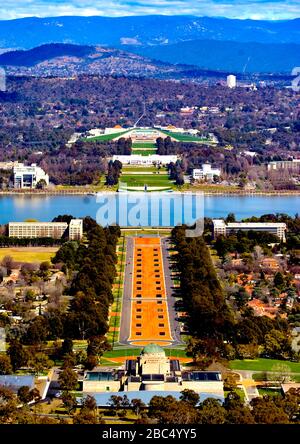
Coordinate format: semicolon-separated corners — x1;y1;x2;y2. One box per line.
142;343;166;356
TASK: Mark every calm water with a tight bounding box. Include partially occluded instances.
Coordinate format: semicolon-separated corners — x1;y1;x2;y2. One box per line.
0;194;300;225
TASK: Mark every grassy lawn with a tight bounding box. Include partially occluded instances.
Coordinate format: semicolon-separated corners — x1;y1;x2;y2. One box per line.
104;348;188;358
121;174;173;187
132;143;157;148
0;247;58;263
131;150;157;156
224;388;245;401
161;130;213;143
253;372;300;382
229;358;300;373
110;316;121;328
122;166;163;173
82;130;130;142
258;388;282;398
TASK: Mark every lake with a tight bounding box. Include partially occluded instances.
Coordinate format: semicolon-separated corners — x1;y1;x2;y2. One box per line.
0;194;299;226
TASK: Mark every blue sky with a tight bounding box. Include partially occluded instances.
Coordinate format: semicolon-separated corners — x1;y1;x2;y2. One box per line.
0;0;299;21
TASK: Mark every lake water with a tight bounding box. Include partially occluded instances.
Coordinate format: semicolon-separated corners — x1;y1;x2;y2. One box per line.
0;194;300;225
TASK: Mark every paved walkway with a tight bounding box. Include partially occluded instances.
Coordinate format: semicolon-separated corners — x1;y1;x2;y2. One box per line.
119;236;182;347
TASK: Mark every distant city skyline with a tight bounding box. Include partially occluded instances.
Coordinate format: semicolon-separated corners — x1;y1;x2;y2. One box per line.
0;0;299;21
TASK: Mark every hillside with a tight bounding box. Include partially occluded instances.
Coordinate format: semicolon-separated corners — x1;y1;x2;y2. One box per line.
0;43;93;66
0;43;199;79
128;39;300;74
0;15;299;49
0;43;296;79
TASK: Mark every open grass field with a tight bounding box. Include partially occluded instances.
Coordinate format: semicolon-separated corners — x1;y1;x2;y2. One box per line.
121;174;173;188
0;247;58;263
103;348;189;360
253;372;300;382
161;130;213;143
82;130;130;142
131;149;157;156
122;166;163;173
132;143;157;148
229;358;300;373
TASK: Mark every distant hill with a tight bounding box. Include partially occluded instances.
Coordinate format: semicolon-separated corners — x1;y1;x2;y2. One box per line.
0;43;206;80
127;39;300;74
0;43;93;66
0;43;296;78
0;15;299;49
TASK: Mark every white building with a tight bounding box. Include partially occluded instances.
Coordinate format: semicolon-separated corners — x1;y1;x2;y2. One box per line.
9;219;83;240
227;74;237;89
192;163;221;181
213;219;286;242
69;219;83;240
13;163;49;189
9;222;68;239
267;159;300;171
112;154;178;166
82;344;224;399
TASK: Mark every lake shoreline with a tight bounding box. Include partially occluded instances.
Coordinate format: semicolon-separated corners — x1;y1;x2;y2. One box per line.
1;189;300;196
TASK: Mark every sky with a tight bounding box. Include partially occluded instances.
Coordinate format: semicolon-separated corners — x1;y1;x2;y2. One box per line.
0;0;299;21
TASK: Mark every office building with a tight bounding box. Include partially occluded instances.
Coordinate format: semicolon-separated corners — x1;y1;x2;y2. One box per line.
227;74;237;89
69;219;83;240
213;219;287;242
192;163;221;181
9;219;83;240
267;160;300;171
13;163;49;189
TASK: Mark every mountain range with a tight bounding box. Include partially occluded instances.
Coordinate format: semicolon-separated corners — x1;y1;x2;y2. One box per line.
0;15;299;74
0;16;299;49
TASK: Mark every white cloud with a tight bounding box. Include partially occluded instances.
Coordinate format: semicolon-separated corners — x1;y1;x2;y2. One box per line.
0;1;299;20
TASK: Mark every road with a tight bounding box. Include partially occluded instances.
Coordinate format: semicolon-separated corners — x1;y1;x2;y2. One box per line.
119;237;134;345
161;237;183;346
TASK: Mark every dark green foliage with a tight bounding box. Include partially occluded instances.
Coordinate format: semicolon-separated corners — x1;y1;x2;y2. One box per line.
171;226;233;343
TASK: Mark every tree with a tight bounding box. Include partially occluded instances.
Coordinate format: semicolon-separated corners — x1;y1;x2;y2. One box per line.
223;373;239;392
73;395;100;424
0;354;13;375
61;338;74;357
267;363;292;383
0;386;18;423
250;396;289;424
131;398;146;418
36;179;47;190
62;391;77;414
8;340;29;372
58;368;78;391
198;398;225;424
108;395;123;416
17;386;41;404
224;392;255;424
84;355;98;370
179;389;200;406
87;335;111;360
274;272;285;290
28;352;54;376
263;329;291;359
